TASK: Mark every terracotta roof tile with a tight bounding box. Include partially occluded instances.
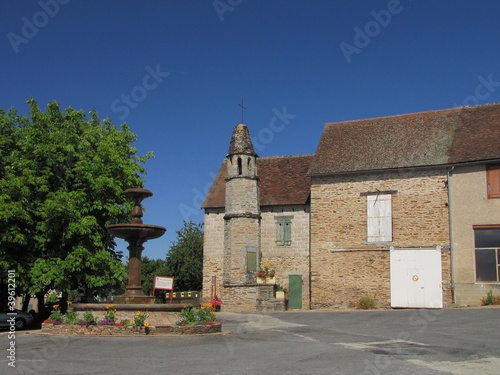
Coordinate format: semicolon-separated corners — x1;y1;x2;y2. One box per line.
201;155;313;209
308;103;500;176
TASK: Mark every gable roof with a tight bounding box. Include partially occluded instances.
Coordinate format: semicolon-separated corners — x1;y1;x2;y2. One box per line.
308;103;500;176
201;155;313;209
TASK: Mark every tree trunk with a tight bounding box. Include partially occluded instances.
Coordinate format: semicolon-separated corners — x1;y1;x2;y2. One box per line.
35;291;47;327
21;294;31;312
60;291;68;314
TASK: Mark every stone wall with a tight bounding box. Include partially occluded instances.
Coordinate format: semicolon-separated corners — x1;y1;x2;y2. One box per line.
203;206;310;310
225;177;259;214
260;205;310;309
223;217;260;285
41;323;223;335
202;209;224;303
221;284;285;312
42;323;156;335
310;168;452;309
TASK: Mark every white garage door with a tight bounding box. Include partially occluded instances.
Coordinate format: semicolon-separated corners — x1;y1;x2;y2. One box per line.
390;247;443;308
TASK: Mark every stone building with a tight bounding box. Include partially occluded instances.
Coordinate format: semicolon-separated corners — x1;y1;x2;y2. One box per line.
202;103;500;311
202;124;311;312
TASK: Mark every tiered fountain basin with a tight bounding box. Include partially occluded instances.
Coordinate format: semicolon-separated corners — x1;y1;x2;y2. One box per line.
106;224;166;241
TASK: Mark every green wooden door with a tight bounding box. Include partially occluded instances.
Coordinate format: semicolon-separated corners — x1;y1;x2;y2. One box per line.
288;275;302;309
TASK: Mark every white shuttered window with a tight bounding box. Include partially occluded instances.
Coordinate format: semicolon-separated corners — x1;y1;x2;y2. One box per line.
367;194;392;242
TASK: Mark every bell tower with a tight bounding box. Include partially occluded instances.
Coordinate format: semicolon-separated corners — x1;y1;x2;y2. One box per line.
223;123;260;286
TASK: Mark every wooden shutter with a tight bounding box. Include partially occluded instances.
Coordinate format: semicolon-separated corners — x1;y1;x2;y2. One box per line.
276;219;292;245
367;194;392;242
487;165;500;198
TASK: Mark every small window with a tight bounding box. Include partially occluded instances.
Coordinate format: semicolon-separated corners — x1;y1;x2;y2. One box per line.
246;251;257;272
276;218;292;246
487;165;500;199
367;194;392;243
237;157;243;175
474;226;500;281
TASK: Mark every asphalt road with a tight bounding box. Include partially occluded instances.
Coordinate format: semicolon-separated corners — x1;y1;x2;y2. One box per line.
1;307;499;375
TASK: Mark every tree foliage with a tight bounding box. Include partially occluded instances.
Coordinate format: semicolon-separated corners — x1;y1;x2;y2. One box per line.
0;98;152;307
165;221;203;291
140;256;169;295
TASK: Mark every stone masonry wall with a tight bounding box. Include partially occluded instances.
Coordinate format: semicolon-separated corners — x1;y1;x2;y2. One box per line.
223;217;260;285
203;210;224;303
260;205;310;309
203;206;310;310
310;168;452;309
225;177;259;215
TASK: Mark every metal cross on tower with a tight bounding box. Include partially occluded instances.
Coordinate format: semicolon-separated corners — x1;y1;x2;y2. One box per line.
239;99;246;124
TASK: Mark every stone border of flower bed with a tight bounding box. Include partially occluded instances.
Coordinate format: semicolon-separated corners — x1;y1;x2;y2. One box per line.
41;323;156;335
41;322;223;336
157;323;222;335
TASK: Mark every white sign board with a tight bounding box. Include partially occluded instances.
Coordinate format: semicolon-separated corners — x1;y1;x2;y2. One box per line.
154;276;173;290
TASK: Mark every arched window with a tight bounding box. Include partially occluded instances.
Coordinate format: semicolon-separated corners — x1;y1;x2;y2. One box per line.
237;157;242;175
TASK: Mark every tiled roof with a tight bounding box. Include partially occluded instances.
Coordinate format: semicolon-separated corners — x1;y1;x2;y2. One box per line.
201;155;313;209
308;103;500;176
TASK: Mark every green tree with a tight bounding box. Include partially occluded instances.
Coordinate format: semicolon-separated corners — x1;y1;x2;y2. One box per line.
165;221;203;291
0;98;152;311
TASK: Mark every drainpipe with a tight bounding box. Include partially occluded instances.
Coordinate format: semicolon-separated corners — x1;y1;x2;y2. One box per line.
308;205;312;310
447;166;455;304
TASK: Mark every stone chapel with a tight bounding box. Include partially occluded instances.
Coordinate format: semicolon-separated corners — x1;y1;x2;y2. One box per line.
202;103;500;311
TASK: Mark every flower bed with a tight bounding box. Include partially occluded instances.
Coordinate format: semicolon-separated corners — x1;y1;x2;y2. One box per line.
41;322;223;336
42;322;156;335
41;301;223;336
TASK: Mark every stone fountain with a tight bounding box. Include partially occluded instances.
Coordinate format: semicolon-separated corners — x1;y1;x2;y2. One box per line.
107;188;166;304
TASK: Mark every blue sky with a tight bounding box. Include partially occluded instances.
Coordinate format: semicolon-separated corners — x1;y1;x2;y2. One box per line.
2;0;500;260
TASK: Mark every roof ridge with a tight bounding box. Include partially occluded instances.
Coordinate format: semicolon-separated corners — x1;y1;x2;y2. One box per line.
259;154;315;159
324;106;464;127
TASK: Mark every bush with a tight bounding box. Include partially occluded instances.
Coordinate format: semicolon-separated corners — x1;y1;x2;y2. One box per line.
64;304;79;324
83;310;96;324
357;297;376;310
481;289;500;306
48;304;64;322
176;304;217;326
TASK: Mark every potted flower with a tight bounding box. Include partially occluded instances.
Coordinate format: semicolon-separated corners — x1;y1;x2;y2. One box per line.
276;285;290;299
211;296;222;312
256;264;276;284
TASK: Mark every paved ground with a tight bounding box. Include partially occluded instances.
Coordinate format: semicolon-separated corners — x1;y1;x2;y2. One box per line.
1;307;499;374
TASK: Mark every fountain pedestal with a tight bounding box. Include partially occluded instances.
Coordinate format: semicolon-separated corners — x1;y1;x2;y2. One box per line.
113;242;153;305
107;188;166;304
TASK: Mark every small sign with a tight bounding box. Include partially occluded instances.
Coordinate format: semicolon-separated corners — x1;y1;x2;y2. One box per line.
153;275;174;303
412;275;419;282
154;276;173;290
